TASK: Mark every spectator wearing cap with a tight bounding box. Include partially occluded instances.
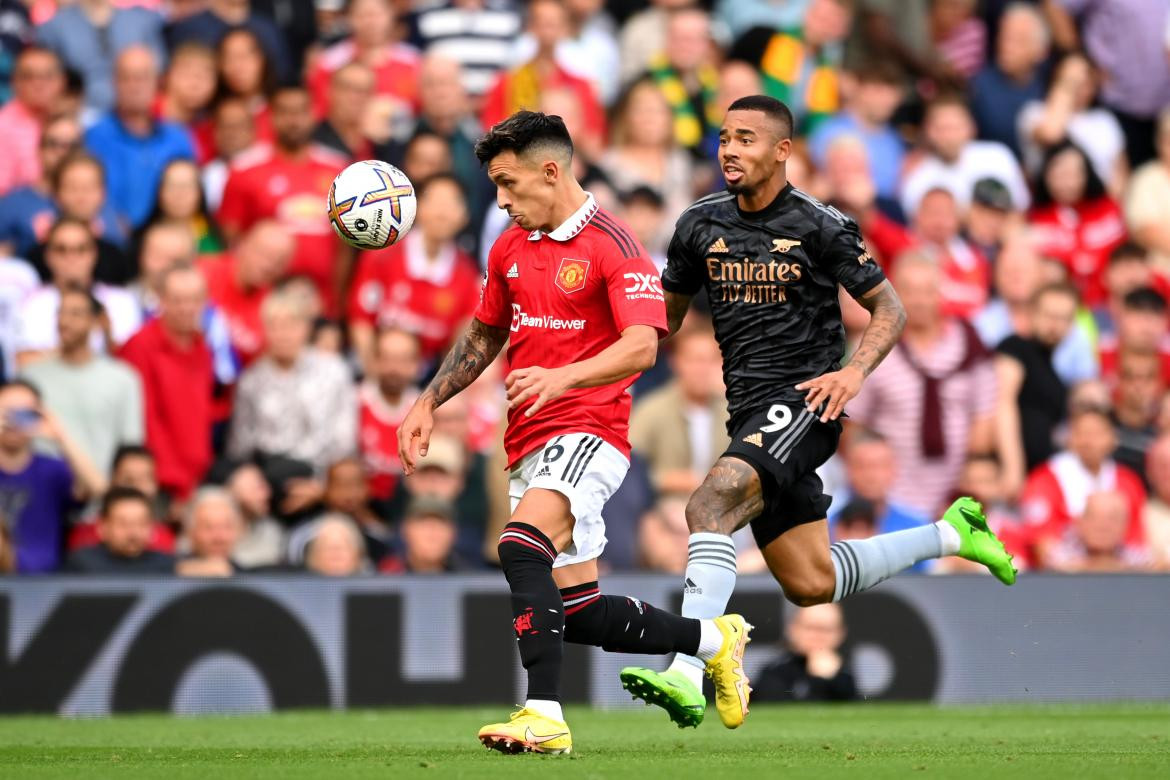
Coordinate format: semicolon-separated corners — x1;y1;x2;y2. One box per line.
14;218;142;368
0;46;65;197
964;177;1015;265
1097;287;1170;390
1124;109;1170;273
228;286;356;476
1018;51;1126;193
380;495;466;573
167;0;292;84
409;0;523;99
1027;142;1127;309
1043;490;1152;572
176;486;244;577
118;264;214;500
358;329;422;505
809;60;905;205
66;487;175;574
35;0;167;116
1111;351;1163;485
752;603;858;703
909;187;991;319
1143;436;1170;568
967;3;1050;156
84;46;196;229
21;285;143;476
901;94;1030;219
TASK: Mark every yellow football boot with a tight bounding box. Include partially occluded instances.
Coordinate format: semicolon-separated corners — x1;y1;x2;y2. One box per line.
704;614;753;729
477;707;572;755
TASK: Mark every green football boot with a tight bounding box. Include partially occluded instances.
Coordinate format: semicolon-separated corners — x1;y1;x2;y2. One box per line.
619;667;706;729
942;496;1018;585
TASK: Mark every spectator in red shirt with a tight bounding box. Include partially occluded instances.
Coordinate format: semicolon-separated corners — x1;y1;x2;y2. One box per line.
307;0;421;122
1043;490;1153;572
118;264;214;500
202;97;257;213
349;173;479;369
481;0;605;145
217;85;349;315
200;220;294;365
910;186;991;319
208;27;276;156
359;328;422;503
1098;287;1170;390
1028;141;1127;308
312;62;386;163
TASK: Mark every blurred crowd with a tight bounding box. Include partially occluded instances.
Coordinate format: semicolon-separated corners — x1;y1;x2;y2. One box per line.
2;0;1170;578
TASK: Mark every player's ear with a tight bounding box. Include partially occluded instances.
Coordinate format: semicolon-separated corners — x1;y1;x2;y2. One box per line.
542;159;560;184
775;137;792;164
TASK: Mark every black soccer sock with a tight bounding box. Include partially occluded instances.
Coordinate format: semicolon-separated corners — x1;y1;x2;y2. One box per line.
560;581;701;656
497;522;564;702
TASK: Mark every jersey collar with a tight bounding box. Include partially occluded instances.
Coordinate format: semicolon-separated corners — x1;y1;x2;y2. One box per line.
528;192;598;242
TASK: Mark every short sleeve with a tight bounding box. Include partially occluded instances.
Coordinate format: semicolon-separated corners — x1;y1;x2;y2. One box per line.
473;238;513;329
661;215;705;296
822;220;886;298
216;170;251;233
603;250;668;337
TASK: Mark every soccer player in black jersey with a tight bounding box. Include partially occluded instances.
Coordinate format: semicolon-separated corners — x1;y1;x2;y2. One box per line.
620;96;1017;730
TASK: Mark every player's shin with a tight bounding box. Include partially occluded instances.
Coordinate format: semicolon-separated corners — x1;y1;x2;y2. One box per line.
560;582;707;655
829;524;948;602
666;532;738;688
497;522;567;723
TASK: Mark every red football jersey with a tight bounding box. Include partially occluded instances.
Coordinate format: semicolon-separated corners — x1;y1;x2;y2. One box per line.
358;380;419;501
474;196;668;468
199;253;270;366
217;144;348;314
1028;197;1127;308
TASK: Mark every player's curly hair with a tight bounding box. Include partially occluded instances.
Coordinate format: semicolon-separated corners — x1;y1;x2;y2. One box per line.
474;110;574;167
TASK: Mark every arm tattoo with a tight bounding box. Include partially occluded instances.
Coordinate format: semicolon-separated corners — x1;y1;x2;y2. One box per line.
847;280;906;377
665;291;693;338
421;318;508;408
688;457;765;535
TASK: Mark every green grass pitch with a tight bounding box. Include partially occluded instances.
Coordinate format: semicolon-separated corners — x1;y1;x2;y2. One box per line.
1;704;1167;779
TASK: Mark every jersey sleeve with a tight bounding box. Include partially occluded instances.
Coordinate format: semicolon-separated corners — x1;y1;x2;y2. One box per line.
473;237;513;329
822;218;887;299
216;169;252;233
602;248;669;337
662;212;706;296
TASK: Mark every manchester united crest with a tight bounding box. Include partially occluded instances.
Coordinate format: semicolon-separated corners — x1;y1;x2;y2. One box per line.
555;258;590;294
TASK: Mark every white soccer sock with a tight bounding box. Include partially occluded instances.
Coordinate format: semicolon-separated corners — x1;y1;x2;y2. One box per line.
667;532;737;687
934;519;962;556
830;524;945;602
524;698;564;723
694;619;724;662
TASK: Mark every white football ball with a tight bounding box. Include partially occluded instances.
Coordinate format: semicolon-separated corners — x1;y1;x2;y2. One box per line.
327;160;417;250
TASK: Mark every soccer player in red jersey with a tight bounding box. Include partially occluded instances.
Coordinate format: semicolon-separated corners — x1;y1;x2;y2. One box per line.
397;112;749;755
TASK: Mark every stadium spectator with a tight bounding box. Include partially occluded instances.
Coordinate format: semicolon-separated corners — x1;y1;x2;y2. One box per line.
600;78;694;246
637;6;719;157
967;3;1049;156
380;495;465;573
125;222;197;319
1017;51;1126;193
85;46;197;229
0;46;65;196
228;287;356;475
850;253;997;517
221;460;286;568
848;0;961;89
65;487;175;574
358;328;421;503
910;187;991;319
0;0;32;105
349;173;479;367
900;94;1030;218
830;497;878;543
1123;108;1170;273
618;185;668;265
0;379;106;573
14;218;142;367
928;0;986;80
995;283;1080;493
832;429;931;538
729;0;852;135
629;324;729;496
1143;436;1170;568
300;513;371;576
618;0;684;84
752;603;858;703
313;62;385;163
140;159;224;256
1111;351;1162;484
821;136;913;267
167;0;292;84
35;0;166;116
1044;490;1152;572
1022;406;1147;569
481;0;604;146
65;443;175;554
309;0;420;123
1092;243;1155;336
200;220;293;365
637;493;690;574
118;264;214;500
1027;142;1127;309
176;486;244;576
210;28;276;151
507;0;620;107
1097;287;1170;390
202;101;257;213
938;452;1031;570
1047;0;1170;167
0;256;39;382
808;60;905;204
157;42;218;132
408;0;523;99
426;394;491;562
21;286;143;475
217;85;348;315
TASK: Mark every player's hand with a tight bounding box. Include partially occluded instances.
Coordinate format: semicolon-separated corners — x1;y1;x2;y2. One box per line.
795;364;865;422
505;365;574;418
397;398;435;475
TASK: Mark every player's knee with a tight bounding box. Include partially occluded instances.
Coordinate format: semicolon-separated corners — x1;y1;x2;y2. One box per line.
497;522;557;574
780;571;835;607
684;496;737;535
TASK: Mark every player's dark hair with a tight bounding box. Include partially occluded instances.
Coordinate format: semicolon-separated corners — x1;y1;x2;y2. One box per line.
0;378;42;402
58;282;104;317
1122;286;1167;314
1030;281;1080;309
113;444;154;473
726;95;794;140
474;110;574;167
100;486;152;519
1110;241;1148;265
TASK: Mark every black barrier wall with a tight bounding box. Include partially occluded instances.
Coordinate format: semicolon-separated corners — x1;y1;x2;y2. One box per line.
1;575;1168;714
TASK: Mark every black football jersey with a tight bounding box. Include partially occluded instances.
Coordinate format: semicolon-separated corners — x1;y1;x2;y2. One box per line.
662;183;886;429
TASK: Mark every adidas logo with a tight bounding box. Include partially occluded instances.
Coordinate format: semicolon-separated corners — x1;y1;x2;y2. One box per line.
707;237;729;254
743;432;763;447
684;577;702;595
507;263;519;279
535;465;551;478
